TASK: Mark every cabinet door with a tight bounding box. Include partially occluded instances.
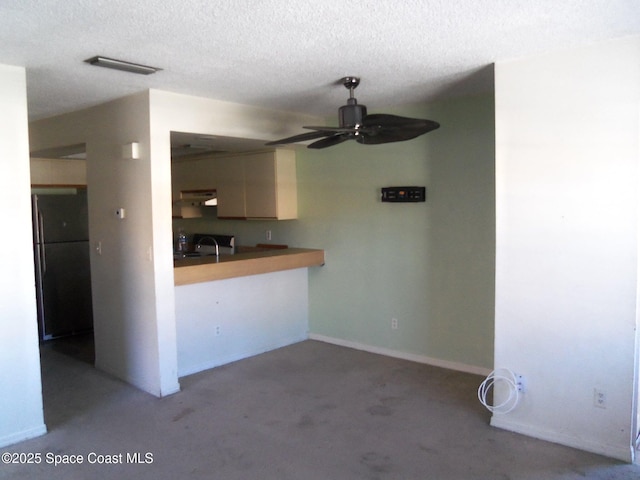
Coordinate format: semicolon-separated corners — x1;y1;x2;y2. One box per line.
273;149;297;220
244;151;277;218
216;157;246;218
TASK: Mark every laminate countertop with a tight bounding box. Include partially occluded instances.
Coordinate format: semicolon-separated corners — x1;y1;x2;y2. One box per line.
173;248;325;286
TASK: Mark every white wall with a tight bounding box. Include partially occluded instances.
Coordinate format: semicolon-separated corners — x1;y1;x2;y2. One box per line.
149;89;320;144
30;92;181;397
494;35;640;461
175;269;309;377
0;64;46;446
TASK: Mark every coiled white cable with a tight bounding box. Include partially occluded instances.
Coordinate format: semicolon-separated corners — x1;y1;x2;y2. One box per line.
477;368;520;414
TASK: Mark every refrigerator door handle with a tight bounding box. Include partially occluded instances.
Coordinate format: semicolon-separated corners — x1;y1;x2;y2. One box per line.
31;195;41;244
38;211;46;274
33;244;46;339
40;240;46;274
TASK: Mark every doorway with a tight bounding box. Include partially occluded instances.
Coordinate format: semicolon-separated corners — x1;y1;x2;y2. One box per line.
29;152;98;424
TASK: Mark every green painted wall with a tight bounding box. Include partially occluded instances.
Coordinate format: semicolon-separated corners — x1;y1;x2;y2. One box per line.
176;93;495;370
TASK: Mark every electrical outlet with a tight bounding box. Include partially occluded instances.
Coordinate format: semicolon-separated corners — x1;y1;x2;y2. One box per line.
215;325;221;336
594;388;607;408
266;230;272;241
391;318;398;330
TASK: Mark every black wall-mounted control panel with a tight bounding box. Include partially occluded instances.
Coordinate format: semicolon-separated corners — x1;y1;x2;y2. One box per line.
381;186;426;203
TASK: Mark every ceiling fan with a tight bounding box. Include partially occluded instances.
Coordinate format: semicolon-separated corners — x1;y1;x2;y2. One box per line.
266;77;440;149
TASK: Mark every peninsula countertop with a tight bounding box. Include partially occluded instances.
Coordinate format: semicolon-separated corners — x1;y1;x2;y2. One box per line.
173;248;325;286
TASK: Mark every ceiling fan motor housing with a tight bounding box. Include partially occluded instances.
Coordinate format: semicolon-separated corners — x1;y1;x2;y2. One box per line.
339;99;367;128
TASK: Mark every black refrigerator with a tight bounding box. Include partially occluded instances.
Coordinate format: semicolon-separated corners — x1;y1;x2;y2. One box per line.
32;190;93;340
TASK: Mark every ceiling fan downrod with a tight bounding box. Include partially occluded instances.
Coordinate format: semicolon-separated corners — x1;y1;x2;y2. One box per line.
342;76;360;99
339;76;366;128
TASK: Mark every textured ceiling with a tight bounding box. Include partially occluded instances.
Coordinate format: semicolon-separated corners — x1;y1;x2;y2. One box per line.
1;0;639;122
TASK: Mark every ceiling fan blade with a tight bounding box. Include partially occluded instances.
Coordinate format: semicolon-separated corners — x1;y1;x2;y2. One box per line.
265;130;333;146
307;134;351;149
302;125;358;133
356;132;403;145
357;114;440;144
362;114;440;131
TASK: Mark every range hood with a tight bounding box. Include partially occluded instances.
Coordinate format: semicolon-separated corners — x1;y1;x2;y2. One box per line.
173;189;217;218
178;189;217;206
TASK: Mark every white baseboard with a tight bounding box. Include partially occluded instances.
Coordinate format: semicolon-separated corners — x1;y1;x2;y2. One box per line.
491;416;634;463
308;333;492;377
0;424;47;449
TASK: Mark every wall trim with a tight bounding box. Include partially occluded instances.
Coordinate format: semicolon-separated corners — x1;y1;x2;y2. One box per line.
490;416;633;463
0;424;47;449
309;333;492;377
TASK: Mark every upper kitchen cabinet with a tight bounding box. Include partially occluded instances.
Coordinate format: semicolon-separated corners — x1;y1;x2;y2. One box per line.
214;155;244;218
217;149;297;220
31;158;87;187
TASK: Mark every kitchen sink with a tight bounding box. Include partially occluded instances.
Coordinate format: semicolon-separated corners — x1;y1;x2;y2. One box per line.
173;233;235;259
174;252;216;259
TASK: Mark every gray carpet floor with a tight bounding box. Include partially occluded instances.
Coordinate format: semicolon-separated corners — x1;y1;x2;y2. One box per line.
2;339;639;479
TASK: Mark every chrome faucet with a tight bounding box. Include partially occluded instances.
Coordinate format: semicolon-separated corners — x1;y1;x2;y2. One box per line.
196;236;219;258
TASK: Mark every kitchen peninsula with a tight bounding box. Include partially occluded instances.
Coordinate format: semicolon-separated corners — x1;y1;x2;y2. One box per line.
174;248;325;285
174;247;325;377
